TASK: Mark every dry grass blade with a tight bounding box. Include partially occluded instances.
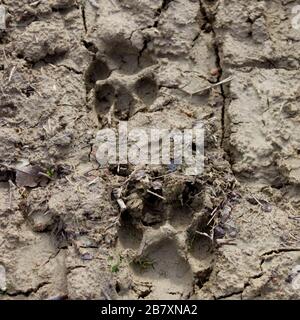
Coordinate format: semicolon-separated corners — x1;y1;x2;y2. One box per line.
216;239;237;246
190;76;234;95
147;189;166;200
8;66;16;84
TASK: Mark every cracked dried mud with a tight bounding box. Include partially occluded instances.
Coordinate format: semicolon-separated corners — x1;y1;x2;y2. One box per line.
0;0;300;300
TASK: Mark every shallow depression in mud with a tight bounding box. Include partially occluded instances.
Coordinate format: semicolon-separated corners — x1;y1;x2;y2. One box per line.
85;59;111;91
94;84;115;116
131;238;194;294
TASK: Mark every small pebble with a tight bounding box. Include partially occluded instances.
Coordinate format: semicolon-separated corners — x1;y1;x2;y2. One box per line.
210;68;220;77
81;252;93;261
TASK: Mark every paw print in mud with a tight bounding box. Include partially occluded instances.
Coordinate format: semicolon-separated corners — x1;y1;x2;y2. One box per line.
84;38;159;125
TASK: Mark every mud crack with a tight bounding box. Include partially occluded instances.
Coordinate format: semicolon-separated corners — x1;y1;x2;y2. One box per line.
261;247;300;257
154;0;174;27
198;0;227;147
81;2;87;33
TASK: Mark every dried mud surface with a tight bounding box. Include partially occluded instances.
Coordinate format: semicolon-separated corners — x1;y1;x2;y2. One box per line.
0;0;300;300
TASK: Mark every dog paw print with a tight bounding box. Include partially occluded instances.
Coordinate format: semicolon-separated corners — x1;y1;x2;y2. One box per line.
114;174;215;299
84;38;159;125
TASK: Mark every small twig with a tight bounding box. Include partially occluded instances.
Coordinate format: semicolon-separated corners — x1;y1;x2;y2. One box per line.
251;195;264;207
207;206;219;226
113;188;127;212
116;198;127;212
104;218;120;232
288;232;299;241
65;176;75;186
30;1;41;7
147;189;166;200
195;231;213;241
29;84;42;97
216;239;237;246
106;102;115;126
108;0;117;8
289;216;300;221
121;167;142;186
190;76;234;95
2;48;8;64
8;66;16;83
88;177;99;186
38;172;53;181
8;180;16;209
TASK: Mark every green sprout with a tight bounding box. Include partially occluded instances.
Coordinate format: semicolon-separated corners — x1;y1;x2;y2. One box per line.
111;264;120;273
46;168;55;178
108;255;123;273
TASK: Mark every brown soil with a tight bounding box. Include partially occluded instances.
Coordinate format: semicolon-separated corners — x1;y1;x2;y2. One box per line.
0;0;300;300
